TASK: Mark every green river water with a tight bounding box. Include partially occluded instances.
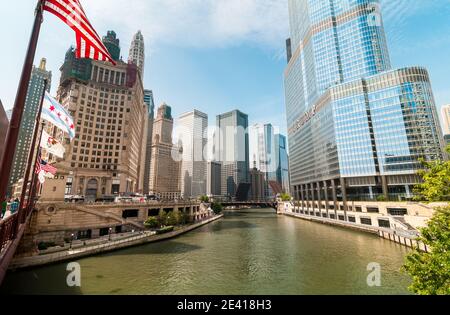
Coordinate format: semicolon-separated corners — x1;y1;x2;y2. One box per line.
0;209;411;294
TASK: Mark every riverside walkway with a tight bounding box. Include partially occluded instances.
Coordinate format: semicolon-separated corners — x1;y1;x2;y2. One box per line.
9;214;223;270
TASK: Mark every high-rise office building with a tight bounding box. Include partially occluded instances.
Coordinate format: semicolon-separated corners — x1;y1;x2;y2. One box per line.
216;110;249;199
102;31;121;62
8;58;51;195
249;161;265;201
149;103;181;200
0;99;8;160
275;134;290;194
206;161;222;196
176;110;208;198
5;109;12;122
52;33;147;200
143;90;155;195
285;0;444;206
441;104;450;135
248;123;277;198
128;30;145;76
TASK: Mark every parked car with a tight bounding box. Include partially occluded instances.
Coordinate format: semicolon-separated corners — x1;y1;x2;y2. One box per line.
146;194;160;201
65;195;85;203
95;195;115;203
114;196;132;203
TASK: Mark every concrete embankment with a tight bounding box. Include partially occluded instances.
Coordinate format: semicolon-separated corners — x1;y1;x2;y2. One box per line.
9;215;223;270
284;212;429;251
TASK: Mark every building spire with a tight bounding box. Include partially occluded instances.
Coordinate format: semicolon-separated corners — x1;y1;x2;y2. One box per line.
129;30;145;77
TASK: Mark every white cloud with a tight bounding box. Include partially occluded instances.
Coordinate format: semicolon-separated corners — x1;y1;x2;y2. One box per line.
82;0;289;51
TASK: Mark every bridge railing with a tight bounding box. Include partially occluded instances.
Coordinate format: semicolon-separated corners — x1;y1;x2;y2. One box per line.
0;213;19;254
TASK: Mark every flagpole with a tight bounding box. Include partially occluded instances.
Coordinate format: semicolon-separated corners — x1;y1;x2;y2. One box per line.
27;124;46;215
0;0;44;209
18;80;47;224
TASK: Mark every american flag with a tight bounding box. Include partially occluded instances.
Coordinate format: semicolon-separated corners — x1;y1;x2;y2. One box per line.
34;152;42;175
43;0;116;65
35;159;57;176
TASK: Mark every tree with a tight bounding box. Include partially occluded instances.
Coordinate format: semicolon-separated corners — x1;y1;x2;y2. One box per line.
157;209;168;227
403;145;450;294
280;193;292;202
166;210;180;226
199;195;209;203
211;202;223;214
413;145;450;202
179;212;190;225
403;207;450;295
144;216;159;229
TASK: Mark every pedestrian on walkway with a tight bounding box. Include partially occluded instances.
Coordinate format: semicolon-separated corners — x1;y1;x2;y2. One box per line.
10;198;19;214
1;200;7;219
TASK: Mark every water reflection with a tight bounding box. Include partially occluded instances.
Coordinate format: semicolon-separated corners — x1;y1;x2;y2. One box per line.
0;209;411;295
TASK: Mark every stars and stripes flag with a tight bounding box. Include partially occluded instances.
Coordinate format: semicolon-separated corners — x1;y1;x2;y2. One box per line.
41;92;75;139
42;0;116;65
35;155;58;184
34;151;42;175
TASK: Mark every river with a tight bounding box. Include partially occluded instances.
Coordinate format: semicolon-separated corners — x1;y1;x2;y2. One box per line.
0;209;411;294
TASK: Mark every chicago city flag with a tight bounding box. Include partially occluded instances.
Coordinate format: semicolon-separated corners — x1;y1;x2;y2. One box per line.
41;92;75;139
40;130;66;158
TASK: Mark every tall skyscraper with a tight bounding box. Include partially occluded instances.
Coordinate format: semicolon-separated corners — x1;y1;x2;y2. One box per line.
216;110;249;199
52;32;148;200
0;99;8;160
102;31;121;62
128;30;145;76
441;104;450;135
248;123;277;198
249;161;265;201
5;109;12;122
149;103;181;200
274;134;290;194
143;90;155;195
176;110;208;198
285;0;444;206
206;161;221;196
8;58;52;195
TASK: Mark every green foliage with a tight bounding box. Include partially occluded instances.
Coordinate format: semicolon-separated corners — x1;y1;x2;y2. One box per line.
38;242;56;251
179;212;191;225
166;211;180;226
156;226;175;235
403;206;450;295
414;145;450;202
280;193;292;202
144;216;159;229
376;195;387;202
157;209;168;227
211;202;223;214
199;195;210;203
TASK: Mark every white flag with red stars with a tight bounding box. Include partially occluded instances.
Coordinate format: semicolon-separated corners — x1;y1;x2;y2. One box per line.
41;92;75;139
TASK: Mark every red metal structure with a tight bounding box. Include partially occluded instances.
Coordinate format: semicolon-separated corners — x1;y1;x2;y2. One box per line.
0;1;44;284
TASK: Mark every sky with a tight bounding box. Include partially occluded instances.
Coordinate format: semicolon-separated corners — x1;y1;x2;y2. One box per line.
0;0;450;136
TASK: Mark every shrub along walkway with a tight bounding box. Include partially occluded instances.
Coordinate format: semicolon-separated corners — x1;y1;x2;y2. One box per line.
9;214;223;270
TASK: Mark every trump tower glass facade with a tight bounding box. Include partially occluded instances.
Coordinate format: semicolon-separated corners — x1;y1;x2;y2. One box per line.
285;0;445;207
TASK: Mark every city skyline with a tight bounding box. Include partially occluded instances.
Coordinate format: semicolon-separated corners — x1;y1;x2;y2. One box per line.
1;1;450;138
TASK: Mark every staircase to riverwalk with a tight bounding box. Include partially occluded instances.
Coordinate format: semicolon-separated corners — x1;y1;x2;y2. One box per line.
73;206;145;230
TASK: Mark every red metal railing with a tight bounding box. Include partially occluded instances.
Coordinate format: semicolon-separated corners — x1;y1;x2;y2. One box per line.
0;213;19;253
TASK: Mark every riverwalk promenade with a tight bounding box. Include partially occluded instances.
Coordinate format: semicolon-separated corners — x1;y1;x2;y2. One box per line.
9;214;223;270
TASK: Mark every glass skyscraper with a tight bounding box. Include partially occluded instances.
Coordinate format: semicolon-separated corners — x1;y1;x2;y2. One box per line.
285;0;444;207
143;89;155;195
216;110;250;199
9;58;51;195
176;110;208;198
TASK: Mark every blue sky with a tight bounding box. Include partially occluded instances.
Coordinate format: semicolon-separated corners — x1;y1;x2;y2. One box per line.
1;0;450;136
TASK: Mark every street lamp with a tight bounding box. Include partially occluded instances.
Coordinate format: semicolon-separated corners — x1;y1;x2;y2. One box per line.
69;233;75;250
108;227;113;241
